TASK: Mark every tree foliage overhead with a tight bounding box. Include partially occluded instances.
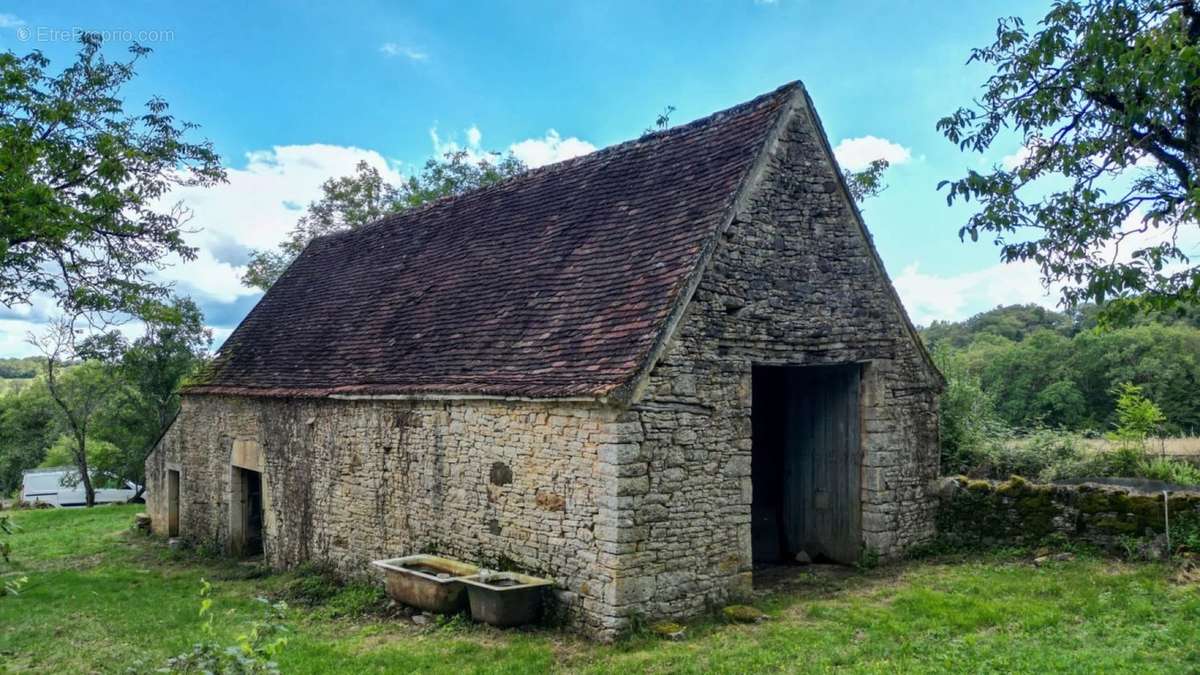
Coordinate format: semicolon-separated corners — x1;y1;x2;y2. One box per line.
939;0;1200;320
0;34;225;320
242;150;527;291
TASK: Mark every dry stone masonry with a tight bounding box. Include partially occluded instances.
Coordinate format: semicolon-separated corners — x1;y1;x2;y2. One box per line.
934;476;1200;553
145;82;942;640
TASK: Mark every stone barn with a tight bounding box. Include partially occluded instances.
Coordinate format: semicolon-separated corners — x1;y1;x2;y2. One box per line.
145;81;942;639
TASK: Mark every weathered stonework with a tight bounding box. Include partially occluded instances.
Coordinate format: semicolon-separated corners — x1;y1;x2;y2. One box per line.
146;396;642;637
145;86;941;639
619;94;941;621
935;476;1200;551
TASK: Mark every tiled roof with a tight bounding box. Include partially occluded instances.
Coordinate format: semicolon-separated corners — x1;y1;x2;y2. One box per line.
188;83;799;399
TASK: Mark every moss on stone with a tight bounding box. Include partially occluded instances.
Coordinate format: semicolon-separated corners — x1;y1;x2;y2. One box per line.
1077;491;1115;514
1015;491;1058;538
996;476;1031;496
966;479;994;494
651;621;687;639
723;604;767;623
1129;494;1165;522
1094;517;1139;534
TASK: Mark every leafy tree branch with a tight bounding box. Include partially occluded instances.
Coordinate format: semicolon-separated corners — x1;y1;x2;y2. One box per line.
0;34;225;321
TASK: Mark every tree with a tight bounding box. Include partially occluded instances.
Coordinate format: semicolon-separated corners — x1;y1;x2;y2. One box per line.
242;150;527;291
29;319;127;507
102;298;210;491
0;376;55;494
939;0;1200;321
1108;381;1166;446
843;159;891;203
0;34;225;320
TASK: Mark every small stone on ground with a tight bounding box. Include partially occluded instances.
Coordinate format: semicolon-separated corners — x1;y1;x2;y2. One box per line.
651;621;687;640
723;604;768;623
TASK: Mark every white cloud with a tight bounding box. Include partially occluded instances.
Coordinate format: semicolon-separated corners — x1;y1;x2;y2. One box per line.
508;130;596;168
432;125;596;169
0;13;25;28
428;125;483;163
893;260;1061;326
156;144;406;304
1001;143;1035;170
379;43;428;61
832;135;911;171
0;125;599;356
894;207;1200;327
0;319;41;357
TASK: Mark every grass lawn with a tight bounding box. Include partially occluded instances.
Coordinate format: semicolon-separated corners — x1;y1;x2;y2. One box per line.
2;505;1199;673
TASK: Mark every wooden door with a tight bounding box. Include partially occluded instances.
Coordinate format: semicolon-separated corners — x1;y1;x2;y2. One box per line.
781;366;861;563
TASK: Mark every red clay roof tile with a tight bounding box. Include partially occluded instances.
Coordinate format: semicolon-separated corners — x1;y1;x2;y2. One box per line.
187;83;798;399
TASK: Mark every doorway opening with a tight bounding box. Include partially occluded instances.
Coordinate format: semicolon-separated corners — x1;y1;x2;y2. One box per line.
751;364;862;566
230;467;264;557
167;469;180;537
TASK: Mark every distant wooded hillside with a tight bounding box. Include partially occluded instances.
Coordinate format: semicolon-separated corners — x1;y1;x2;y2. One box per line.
922;304;1200;434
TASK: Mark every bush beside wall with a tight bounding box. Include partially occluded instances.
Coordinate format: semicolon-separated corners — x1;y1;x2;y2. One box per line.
934;475;1200;552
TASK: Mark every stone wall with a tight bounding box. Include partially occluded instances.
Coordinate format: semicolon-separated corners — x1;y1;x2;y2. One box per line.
145;394;641;638
144;92;942;638
621;93;941;620
935;476;1200;552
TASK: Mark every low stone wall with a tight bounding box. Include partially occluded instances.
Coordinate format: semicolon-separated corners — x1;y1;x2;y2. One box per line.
934;475;1200;551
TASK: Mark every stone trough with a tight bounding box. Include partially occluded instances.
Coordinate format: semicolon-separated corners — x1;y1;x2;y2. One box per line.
460;570;554;627
371;555;479;614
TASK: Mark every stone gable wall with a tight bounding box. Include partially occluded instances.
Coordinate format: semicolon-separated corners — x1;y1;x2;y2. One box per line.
145;394;641;638
620;97;941;620
144;93;941;639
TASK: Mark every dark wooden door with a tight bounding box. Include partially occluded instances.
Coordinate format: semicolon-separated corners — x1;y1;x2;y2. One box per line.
781;366;861;563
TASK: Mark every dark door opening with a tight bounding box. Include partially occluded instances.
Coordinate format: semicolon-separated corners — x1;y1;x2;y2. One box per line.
231;467;264;557
167;469;180;537
752;364;862;565
244;470;263;556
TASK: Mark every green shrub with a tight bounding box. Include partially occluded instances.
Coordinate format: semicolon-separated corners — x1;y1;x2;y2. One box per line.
159;579;290;674
278;564;341;607
953;429;1088;482
935;346;1012;475
1136;457;1200;486
276;563;388;618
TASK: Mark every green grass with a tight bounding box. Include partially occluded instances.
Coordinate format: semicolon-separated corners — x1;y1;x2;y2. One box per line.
2;506;1200;673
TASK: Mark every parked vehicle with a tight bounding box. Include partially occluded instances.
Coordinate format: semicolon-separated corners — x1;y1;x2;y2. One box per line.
20;467;141;507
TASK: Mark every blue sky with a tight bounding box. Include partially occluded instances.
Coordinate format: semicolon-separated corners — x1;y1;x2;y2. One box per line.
0;0;1061;355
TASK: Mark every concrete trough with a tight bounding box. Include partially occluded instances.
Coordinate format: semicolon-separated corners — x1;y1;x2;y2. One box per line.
460;571;554;627
371;555;480;613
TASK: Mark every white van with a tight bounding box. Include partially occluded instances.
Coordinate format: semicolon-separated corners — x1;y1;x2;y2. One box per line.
21;467;140;507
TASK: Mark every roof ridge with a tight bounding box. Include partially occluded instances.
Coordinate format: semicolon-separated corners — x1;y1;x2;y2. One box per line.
325;80;804;242
200;81;801;400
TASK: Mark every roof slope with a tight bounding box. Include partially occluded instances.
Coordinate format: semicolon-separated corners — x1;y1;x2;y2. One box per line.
189;83;798;399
